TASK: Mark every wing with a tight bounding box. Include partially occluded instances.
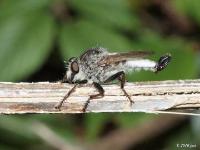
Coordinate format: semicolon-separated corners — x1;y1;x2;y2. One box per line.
80;47;108;61
98;51;154;66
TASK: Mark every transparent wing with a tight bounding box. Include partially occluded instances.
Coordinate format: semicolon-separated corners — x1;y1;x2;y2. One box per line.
98;51;154;66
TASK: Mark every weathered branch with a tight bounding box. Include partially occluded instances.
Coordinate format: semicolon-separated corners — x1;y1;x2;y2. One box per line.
0;80;200;115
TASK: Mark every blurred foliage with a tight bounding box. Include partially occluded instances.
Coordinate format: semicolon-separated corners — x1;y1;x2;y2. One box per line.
166;123;199;150
0;0;200;149
0;0;55;81
173;0;200;23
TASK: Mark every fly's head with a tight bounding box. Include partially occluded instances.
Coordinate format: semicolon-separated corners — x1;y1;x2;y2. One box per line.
64;57;87;83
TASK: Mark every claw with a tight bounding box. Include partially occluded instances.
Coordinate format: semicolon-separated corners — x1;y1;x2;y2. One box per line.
155;53;171;73
121;88;134;106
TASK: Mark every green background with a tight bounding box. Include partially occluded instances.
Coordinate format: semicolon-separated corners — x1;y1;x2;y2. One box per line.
0;0;200;149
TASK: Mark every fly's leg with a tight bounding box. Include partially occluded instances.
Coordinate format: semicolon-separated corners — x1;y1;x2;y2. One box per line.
82;82;104;112
118;72;134;105
55;84;78;110
61;74;68;83
104;71;134;104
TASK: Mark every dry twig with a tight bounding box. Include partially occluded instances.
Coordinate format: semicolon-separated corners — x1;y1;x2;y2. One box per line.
0;80;200;115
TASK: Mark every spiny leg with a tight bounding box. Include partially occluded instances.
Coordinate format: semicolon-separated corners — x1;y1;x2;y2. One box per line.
104;71;134;104
82;82;104;112
55;84;78;110
118;72;134;104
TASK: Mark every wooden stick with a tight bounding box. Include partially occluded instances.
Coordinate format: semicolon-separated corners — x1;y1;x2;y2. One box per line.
0;80;200;115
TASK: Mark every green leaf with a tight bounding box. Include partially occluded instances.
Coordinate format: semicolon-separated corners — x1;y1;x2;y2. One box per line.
166;125;198;150
85;113;111;141
0;116;36;140
191;117;200;142
29;115;77;141
0;145;15;150
0;115;75;147
68;0;139;30
116;113;155;128
0;11;55;81
59;20;133;59
0;0;51;20
173;0;200;24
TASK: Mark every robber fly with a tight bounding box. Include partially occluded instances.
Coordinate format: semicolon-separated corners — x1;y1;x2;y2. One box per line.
55;47;171;111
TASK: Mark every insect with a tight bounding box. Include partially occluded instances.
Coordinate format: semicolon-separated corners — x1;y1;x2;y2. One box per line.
55;47;171;111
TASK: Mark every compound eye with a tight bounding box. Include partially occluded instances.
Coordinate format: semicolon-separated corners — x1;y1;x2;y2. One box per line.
71;61;79;73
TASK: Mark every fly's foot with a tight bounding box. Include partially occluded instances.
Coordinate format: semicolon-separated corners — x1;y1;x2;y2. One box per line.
82;99;90;112
126;94;134;106
54;102;62;110
122;88;134;106
127;95;134;106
